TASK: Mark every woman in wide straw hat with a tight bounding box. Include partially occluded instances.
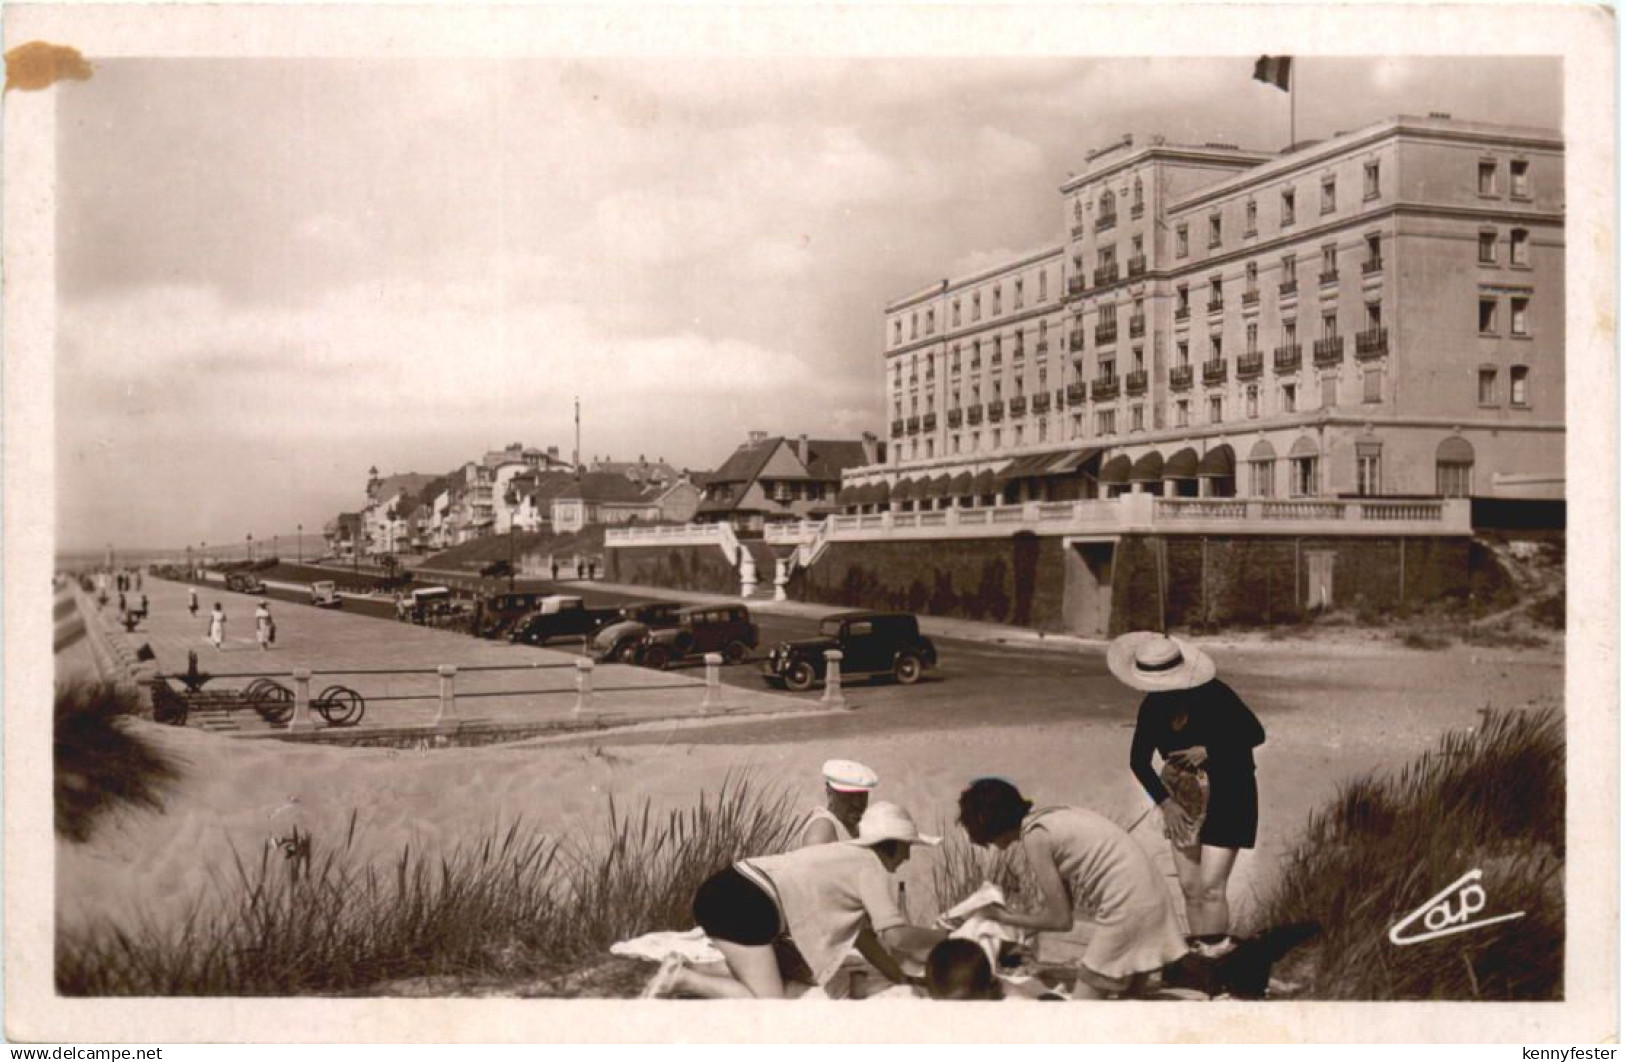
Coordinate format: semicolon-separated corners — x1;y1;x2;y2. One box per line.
647;801;946;998
1108;631;1265;958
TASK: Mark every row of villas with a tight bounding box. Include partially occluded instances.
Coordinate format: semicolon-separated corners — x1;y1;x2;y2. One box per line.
323;443;704;560
850;114;1563;511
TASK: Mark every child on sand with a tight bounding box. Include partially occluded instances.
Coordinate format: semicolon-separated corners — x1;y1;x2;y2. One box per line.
957;778;1188;999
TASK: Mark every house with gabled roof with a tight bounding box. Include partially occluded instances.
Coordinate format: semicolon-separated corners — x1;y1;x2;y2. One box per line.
694;431;882;532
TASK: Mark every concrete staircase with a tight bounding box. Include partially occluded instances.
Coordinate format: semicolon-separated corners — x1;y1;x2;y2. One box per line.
737;538;782;599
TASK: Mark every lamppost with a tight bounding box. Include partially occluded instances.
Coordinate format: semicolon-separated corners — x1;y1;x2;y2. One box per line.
505;491;518;593
247;533;253;562
297;523;303;564
273;534;279;561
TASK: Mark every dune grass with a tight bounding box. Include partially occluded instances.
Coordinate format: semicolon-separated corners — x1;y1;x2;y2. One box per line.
1255;706;1563;1000
57;776;803;996
55;680;184;844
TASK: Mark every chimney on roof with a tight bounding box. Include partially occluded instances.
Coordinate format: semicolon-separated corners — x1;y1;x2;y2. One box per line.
860;431;878;466
798;434;810;464
748;430;768;445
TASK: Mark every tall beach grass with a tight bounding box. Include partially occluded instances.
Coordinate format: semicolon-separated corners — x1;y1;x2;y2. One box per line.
1256;706;1563;1000
56;679;183;843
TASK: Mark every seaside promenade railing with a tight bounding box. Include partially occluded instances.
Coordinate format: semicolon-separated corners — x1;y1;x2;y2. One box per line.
612;495;1471;563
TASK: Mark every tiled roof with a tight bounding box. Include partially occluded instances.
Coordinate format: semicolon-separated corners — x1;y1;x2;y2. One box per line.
557;471;657;504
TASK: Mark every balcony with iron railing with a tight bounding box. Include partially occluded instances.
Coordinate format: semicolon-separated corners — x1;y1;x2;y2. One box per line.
1130;201;1144;219
1127;255;1147;278
1362;257;1384;276
991;353;1002;368
970;357;981;371
1207;297;1225;314
1242;288;1260;307
1071;225;1085;240
1319;269;1340;285
906;415;921;434
922;412;937;431
1066;382;1087;403
1035;340;1049;355
1069;332;1085;352
1279;280;1298;297
947;408;963;428
1095;320;1118;345
966;405;984;425
1273;344;1303;372
1355;327;1389;360
1128;314;1146;338
1091;375;1120;401
891;418;904;437
1202;358;1229;385
1125;369;1149;396
987;400;1005;423
1032;392;1051;412
1008;395;1027;417
1237;351;1264;378
1093;264;1120;287
1068;276;1087;296
1169;364;1194;390
1174;304;1190;322
1095;212;1117;233
1314;335;1346;366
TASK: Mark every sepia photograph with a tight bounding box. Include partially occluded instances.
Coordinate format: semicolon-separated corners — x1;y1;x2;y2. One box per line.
6;2;1616;1045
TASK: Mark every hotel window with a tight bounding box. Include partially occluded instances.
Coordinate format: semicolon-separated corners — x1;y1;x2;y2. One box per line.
1510;296;1530;336
1245;199;1258;234
1246;261;1259;290
926;438;936;458
1074;199;1084;226
1510;159;1530;198
1101;190;1116;216
1510;229;1530;266
993;286;1002;316
1210;333;1223;358
1208;213;1222;248
1132;347;1145;373
1246;321;1259;353
993;379;1003;401
972;293;981;321
1039;320;1048;344
951;346;961;372
1096;409;1116;435
1281;187;1296;226
909;440;918;459
910;313;918;339
1176;340;1190;367
1175;399;1189;427
992;428;1002;448
1356;451;1381;496
1363;368;1383;403
1321;242;1338;279
1176;285;1190;314
1038;419;1049;443
1039;271;1048;301
1012;426;1023;447
1073;255;1084;278
1478;297;1498;334
1246;384;1260;418
951;434;960;455
893;320;902;345
953;300;961;327
1478;160;1497;197
971;431;981;452
1479;230;1498;264
1284;319;1297;346
1510;365;1530;406
1282;382;1297;412
1321;310;1338;338
1131;405;1145;431
1176;224;1189;258
1281;253;1296;283
1320;174;1336;214
1250;458;1276;498
1132;233;1144;255
1437;461;1471;498
1478;368;1498;405
1366;301;1382;330
926;309;935;335
1209;277;1223;306
1321;372;1340;408
1132;178;1144;210
1099;356;1116;380
1364;161;1380;199
1014;279;1024;310
1290;453;1319;497
1071;413;1083;439
1364;233;1381;270
1209;395;1224;423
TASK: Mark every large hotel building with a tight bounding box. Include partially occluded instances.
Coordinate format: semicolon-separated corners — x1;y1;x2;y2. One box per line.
846;114;1564;510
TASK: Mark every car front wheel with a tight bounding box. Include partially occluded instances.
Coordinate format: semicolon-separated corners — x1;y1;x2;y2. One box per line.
783;660;817;692
723;640;749;664
640;646;671;671
893;653;923;685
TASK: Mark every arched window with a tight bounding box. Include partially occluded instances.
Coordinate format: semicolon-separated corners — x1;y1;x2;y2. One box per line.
1100;190;1116;217
1288;436;1320;497
1436;436;1475;497
1247;439;1277;498
1074;199;1084;225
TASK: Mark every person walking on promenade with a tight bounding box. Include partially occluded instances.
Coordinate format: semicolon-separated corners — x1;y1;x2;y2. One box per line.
1110;631;1266;959
795;759;878;848
254;600;273;650
550;558;559;581
208;603;227;650
956;778;1188;999
188;587;199;617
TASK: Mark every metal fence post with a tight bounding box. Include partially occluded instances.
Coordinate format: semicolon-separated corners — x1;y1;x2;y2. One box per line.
289;669;313;733
434;665;458;727
702;653;725;711
822;649;847;710
574;658;595;716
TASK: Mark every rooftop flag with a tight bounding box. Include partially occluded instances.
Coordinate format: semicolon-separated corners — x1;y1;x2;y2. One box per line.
1254;55;1292;92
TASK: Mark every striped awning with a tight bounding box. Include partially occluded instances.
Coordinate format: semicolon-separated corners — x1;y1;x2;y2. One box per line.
971;469;1000;494
1198;445;1236;478
926;474;954;498
836;484;861;505
891;477;916;502
995;447;1103;483
1164;447;1200;479
949;471;975;495
1129;451;1165;482
1099;455;1132;485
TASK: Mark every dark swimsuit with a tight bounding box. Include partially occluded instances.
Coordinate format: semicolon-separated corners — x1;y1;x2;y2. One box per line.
1129;678;1265;849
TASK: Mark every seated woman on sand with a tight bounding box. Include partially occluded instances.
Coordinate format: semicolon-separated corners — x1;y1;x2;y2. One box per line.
646;802;946;999
795;759;878;847
956;778;1188;999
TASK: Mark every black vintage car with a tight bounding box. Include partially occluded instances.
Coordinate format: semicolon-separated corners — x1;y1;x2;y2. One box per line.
635;604;759;670
589;601;685;662
761;611;937;692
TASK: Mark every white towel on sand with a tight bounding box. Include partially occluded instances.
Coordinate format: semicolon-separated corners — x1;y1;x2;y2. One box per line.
610;928;723;966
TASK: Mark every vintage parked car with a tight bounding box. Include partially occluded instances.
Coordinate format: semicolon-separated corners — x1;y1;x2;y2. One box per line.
480;559;514;579
635;604;759;670
225;572;268;594
309;580;343;608
589;600;684;663
507;595;621;647
400;586;461;625
474;590;554;638
761;611;937;692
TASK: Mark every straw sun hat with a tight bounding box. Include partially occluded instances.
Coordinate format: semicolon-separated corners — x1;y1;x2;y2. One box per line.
846;801;941;847
1107;631;1216;692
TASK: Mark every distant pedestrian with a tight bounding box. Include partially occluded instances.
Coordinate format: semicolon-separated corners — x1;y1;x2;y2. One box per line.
118;592;127;616
209;603;227;650
136;572;144;591
188;587;199;617
139;593;149;617
587;560;597;581
550;559;559;581
255;600;273;650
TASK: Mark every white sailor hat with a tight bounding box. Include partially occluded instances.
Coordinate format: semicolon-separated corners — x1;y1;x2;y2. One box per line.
822;758;879;793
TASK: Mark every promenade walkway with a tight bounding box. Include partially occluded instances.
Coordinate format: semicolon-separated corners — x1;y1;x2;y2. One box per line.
117;579;810;739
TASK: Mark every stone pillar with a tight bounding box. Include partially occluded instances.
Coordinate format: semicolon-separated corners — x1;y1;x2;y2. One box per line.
773;558;789;602
433;665;458;728
822;650;848;710
574;658;595;716
702;653;725;712
740;551;758;598
288;669;313;733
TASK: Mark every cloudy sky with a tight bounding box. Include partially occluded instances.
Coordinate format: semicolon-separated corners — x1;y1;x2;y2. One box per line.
55;55;1560;551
